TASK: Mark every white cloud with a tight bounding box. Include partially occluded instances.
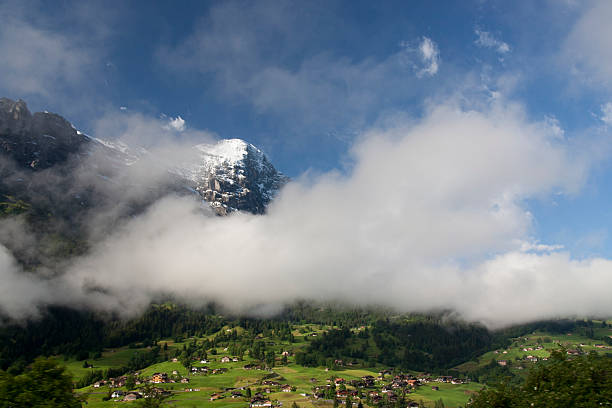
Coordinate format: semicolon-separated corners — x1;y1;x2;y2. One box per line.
475;29;511;54
562;0;612;87
2;97;608;327
416;37;440;77
543;115;565;139
0;16;92;98
519;241;564;253
601;102;612;125
0;0;116;116
165;115;186;132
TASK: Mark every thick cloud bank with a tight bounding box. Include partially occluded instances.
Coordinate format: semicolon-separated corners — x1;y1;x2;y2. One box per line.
2;100;612;327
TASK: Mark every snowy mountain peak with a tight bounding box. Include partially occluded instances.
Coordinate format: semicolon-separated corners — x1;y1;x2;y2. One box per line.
189;138;288;215
197;138;249;161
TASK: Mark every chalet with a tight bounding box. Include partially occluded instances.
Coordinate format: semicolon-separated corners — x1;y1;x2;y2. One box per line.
281;351;290;356
431;386;439;391
111;390;125;399
336;390;348;398
221;356;231;363
151;373;168;383
172;370;178;375
334;378;346;385
361;375;375;387
123;392;141;401
498;360;508;366
250;399;273;407
181;378;190;383
200;359;209;363
172;358;178;362
281;384;292;392
210;393;222;401
231;391;244;398
109;377;126;387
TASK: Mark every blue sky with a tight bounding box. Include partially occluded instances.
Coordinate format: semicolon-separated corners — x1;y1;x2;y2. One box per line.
2;0;612;260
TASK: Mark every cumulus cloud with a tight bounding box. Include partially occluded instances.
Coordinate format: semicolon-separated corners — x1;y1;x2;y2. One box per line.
474;29;510;54
2;96;610;327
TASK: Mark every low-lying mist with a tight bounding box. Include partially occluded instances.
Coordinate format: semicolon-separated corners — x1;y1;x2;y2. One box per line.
2;98;612;328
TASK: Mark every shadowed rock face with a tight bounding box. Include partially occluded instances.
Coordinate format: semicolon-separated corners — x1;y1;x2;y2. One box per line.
0;98;90;170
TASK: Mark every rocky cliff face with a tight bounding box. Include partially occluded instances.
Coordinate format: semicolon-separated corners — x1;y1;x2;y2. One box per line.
0;98;90;169
179;139;289;215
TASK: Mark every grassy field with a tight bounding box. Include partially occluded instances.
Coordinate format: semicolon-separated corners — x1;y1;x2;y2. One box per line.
455;324;612;374
61;346;151;382
67;323;495;407
75;351;482;407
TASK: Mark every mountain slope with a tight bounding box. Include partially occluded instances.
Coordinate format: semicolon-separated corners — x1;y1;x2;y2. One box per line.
0;98;287;268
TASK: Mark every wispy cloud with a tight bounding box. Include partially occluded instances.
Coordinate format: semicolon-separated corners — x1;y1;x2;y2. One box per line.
562;0;612;88
601;102;612;125
475;28;510;54
164;116;186;132
0;0;118;117
157;1;445;143
416;37;440;77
